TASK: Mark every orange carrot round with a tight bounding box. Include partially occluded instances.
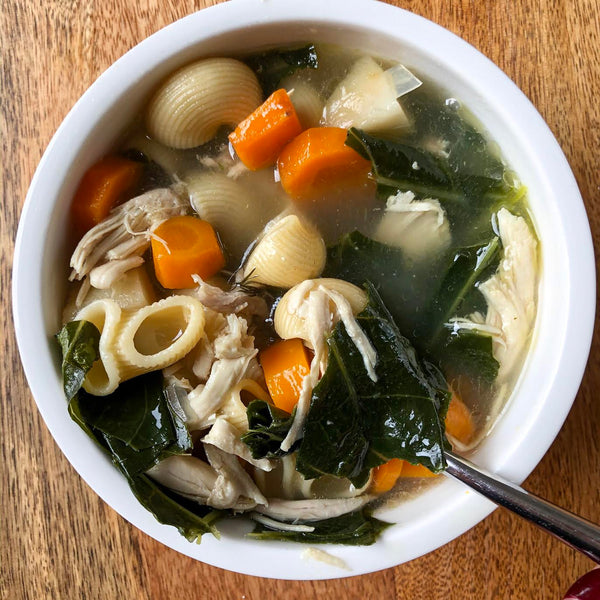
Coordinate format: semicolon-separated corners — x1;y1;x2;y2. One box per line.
398;462;439;478
151;215;225;289
229;88;303;171
259;338;311;414
371;458;405;493
445;393;475;445
71;155;142;236
277;127;373;203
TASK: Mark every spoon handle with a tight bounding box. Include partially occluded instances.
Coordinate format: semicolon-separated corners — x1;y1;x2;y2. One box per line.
444;450;600;563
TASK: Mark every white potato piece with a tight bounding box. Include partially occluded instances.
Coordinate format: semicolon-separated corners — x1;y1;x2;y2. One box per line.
243;214;326;288
62;266;157;323
146;58;262;149
323;56;410;133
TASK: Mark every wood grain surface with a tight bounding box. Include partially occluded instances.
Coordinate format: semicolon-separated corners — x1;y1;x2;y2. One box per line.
2;1;599;598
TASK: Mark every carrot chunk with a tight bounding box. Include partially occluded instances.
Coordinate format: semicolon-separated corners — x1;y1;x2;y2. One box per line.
259;338;311;414
398;462;439;478
151;216;225;289
371;458;405;494
229;88;303;170
71;155;142;235
277;127;373;203
445;393;475;446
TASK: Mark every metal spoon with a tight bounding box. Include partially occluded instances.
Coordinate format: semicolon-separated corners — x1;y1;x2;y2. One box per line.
444;450;600;563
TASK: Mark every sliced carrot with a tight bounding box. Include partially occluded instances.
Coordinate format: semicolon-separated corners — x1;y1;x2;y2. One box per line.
371;458;405;494
398;462;439;478
151;215;225;289
229;88;303;170
259;338;311;414
277;127;373;203
445;393;475;446
71;155;142;236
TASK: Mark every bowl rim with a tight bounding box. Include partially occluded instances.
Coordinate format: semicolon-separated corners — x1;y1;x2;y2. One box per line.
12;0;596;580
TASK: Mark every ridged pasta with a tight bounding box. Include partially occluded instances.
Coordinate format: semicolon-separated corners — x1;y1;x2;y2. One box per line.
74;299;122;395
274;278;367;341
187;171;265;259
243;214;326;288
146;58;262;149
115;295;206;381
281;75;324;129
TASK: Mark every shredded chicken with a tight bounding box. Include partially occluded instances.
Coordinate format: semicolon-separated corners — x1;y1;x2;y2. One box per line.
88;256;145;290
301;548;351;571
146;455;217;499
202;417;275;471
373;190;451;260
254;496;372;522
187;314;257;426
188;275;268;322
446;209;537;383
280;282;377;452
479;208;537;380
251;513;315;533
69;185;188;281
203;444;267;510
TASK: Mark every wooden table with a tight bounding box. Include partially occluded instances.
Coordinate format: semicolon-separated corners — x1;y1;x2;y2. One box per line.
2;1;599;598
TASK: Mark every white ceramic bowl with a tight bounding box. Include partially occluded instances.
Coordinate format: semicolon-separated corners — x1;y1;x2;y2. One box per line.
13;0;595;580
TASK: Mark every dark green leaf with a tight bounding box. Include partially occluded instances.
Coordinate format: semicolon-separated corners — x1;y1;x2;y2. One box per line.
76;371;177;451
346;127;452;192
323;231;439;341
248;509;391;546
344;124;523;245
423;238;500;345
56;320;101;400
441;330;499;384
296;283;450;485
245;44;318;95
127;474;222;543
241;400;297;459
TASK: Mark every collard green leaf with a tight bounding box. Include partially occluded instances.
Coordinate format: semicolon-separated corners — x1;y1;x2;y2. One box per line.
127;475;222;543
245;44;318;95
241;400;297;459
323;231;439;342
76;371;179;451
441;330;499;384
68;373;218;542
423;238;500;345
56;320;101;400
325;232;500;389
344;126;523;244
346;127;452;192
75;372;192;478
248;509;391;546
296;283;450;485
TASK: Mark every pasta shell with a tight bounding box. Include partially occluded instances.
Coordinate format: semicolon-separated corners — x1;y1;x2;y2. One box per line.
115;295;206;381
243;214;326;288
187;171;265;259
281;75;324;129
274;278;367;341
146;58;263;149
74;299;122;395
